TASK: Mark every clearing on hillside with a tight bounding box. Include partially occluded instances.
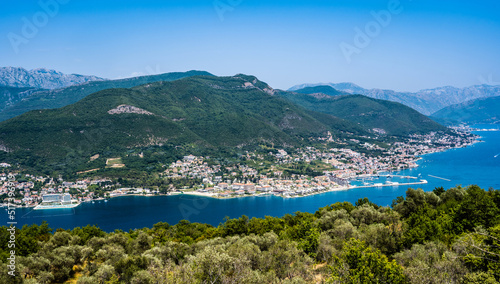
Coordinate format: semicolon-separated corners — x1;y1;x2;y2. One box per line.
106;158;125;168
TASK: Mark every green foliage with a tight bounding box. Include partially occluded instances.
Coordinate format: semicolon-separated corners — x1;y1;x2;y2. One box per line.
432;95;500;125
0;70;213;121
0;86;42;113
328;238;407;284
294;85;348;97
453;185;500;233
394;241;468;283
1;185;499;283
280;92;449;136
0;75;368;174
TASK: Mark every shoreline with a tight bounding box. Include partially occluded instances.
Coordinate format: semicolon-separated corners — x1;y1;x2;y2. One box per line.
7;132;482;208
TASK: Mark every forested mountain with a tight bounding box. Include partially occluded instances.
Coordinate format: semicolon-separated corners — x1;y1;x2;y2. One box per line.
290;83;500;115
0;70;213;121
293;85;349;97
0;75;366;170
0;86;43;113
432;95;500;125
1;185;499;283
279;91;448;136
0;67;104;89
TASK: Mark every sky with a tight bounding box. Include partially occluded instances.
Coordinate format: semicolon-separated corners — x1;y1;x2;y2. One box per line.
1;0;499;92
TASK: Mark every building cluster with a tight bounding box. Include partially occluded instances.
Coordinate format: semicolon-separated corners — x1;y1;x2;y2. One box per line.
0;173;113;207
205;175;344;197
0;131;477;203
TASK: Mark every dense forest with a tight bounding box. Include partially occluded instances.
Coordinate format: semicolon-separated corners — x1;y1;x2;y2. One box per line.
1;185;500;283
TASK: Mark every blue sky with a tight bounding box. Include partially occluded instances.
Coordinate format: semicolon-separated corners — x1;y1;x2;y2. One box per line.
1;0;499;91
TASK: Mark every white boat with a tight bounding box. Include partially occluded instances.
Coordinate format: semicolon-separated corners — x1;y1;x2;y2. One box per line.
34;193;81;210
34;201;80;210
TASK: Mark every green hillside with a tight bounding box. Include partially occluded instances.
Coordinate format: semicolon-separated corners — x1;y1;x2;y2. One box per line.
0;70;213;121
0;86;42;112
294;85;349;97
432;95;500;125
280;92;448;136
3;186;500;284
0;75;367;171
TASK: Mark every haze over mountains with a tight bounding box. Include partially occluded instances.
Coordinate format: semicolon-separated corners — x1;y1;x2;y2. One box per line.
289;83;500;115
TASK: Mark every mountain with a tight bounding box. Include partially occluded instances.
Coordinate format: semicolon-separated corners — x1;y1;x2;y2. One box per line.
294;85;350;97
431;96;500;125
279;91;448;136
0;70;214;122
289;83;500;115
0;75;366;168
0;67;104;89
0;86;44;113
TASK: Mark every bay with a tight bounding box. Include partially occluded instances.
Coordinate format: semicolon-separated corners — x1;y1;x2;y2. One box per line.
3;125;499;232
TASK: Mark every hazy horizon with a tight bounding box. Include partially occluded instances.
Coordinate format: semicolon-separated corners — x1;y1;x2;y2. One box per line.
2;0;499;92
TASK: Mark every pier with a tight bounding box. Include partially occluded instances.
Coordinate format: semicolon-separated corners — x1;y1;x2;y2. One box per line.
428;175;451;182
356;174;418;180
351;180;428;189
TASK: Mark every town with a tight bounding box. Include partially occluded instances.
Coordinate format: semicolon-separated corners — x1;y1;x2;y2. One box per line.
0;130;476;207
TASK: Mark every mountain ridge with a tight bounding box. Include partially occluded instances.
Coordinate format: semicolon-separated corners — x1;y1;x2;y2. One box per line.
279;91;448;136
0;70;214;122
0;75;368;171
289;82;500;115
431;95;500;125
0;66;105;89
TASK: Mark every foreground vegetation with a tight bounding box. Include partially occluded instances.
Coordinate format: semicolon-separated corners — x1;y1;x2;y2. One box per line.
2;185;500;283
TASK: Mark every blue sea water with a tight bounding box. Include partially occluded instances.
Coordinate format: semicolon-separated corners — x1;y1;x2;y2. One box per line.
3;125;500;232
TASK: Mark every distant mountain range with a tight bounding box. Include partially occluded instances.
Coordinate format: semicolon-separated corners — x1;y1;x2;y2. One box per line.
289;83;500;115
0;67;104;89
0;70;213;121
431;96;500;125
0;71;456;173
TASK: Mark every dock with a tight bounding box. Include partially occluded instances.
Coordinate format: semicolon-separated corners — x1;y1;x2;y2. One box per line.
356;174;418;180
351;180;428;189
428;175;451;182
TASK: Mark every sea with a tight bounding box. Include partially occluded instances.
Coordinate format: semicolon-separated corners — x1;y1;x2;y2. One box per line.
3;125;500;232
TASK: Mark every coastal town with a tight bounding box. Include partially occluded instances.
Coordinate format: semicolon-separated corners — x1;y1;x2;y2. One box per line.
0;130;476;208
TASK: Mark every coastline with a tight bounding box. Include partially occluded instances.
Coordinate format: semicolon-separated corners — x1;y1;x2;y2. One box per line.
7;129;484;208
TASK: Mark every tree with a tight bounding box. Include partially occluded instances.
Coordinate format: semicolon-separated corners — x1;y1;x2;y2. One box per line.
328;239;407;284
454;185;500;233
394;241;468;283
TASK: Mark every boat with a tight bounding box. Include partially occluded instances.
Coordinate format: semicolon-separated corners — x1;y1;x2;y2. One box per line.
34;203;80;210
34;193;81;210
